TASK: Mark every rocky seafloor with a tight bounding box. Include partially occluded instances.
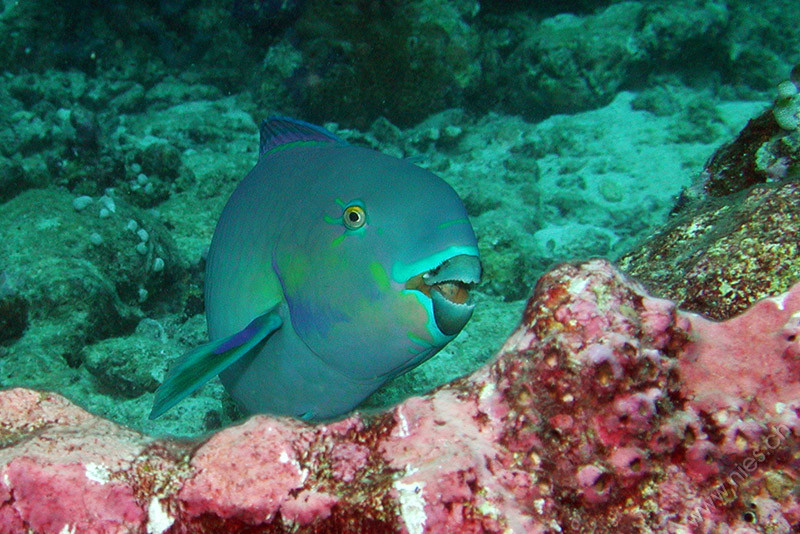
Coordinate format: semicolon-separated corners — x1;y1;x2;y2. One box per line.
0;0;800;532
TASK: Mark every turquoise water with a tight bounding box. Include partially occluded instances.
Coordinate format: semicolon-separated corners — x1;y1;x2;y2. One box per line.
0;0;796;437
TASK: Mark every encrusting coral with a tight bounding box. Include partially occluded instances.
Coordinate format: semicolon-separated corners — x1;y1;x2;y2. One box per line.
620;70;800;321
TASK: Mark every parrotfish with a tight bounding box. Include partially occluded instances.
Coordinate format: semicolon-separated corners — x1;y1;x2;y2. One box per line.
150;116;481;422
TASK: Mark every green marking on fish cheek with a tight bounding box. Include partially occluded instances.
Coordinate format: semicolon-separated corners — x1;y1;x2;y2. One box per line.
330;233;346;248
369;261;391;291
281;254;311;293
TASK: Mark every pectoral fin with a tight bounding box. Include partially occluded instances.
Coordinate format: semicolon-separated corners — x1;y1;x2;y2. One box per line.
149;309;283;419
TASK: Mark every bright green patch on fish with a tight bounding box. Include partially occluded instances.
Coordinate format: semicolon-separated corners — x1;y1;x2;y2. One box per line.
370;261;391;291
437;218;471;230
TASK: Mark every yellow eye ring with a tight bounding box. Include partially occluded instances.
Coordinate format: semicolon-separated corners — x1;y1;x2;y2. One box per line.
342;205;366;230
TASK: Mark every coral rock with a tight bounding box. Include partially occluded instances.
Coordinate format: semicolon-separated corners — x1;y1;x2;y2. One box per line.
1;259;799;533
620;78;800;320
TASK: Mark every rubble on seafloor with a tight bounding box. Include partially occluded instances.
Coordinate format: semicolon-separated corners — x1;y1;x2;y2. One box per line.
1;258;798;533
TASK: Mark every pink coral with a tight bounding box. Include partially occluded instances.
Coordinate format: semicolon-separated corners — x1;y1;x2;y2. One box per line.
607;446;646;482
681;287;800;415
0;259;799;533
576;464;611;505
177;418;312;523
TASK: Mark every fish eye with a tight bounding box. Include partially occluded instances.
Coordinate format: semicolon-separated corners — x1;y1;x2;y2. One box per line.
343;205;366;230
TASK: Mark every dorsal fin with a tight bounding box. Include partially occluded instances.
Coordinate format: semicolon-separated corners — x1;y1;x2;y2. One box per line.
259;116;346;158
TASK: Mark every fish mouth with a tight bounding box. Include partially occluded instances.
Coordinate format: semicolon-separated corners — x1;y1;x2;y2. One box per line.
404;254;481;336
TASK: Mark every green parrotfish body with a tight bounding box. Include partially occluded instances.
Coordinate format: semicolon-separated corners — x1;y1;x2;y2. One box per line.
150;116;481;422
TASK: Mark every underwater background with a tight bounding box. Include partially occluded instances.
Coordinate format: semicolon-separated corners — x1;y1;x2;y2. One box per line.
0;0;798;439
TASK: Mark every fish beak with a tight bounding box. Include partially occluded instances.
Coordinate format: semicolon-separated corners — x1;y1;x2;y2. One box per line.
404;254;482;335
